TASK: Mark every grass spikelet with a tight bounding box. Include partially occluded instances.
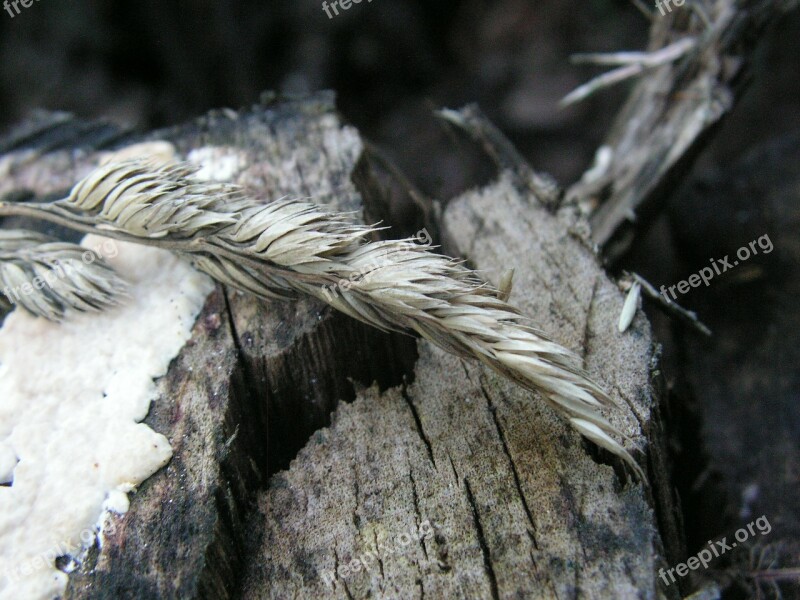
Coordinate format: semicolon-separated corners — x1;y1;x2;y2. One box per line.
0;159;645;479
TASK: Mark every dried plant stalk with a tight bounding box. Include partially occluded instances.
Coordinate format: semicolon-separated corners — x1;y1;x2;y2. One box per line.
0;160;644;478
0;230;128;321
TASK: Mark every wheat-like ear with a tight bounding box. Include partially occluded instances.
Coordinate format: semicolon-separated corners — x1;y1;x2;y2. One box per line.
0;230;129;321
0;160;644;479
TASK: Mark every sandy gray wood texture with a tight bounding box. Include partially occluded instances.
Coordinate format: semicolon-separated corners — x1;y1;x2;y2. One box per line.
240;157;682;598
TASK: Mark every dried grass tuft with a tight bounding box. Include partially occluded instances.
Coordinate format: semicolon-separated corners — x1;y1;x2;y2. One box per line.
0;160;644;478
0;230;128;321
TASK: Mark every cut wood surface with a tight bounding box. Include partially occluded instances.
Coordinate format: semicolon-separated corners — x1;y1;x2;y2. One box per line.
1;95;680;599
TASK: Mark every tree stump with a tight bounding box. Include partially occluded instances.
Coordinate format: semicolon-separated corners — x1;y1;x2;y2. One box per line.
0;93;681;599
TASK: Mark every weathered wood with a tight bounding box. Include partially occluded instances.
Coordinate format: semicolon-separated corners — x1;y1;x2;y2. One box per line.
241;121;682;598
1;95;681;598
0;94;418;599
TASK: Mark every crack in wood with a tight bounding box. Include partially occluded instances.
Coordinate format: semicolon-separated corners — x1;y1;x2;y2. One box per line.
407;465;430;563
579;278;599;362
464;478;500;600
475;374;541;553
401;385;437;469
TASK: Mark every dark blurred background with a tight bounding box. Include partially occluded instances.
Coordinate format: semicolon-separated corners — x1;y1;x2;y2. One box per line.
0;0;651;190
1;1;799;597
1;1;797;193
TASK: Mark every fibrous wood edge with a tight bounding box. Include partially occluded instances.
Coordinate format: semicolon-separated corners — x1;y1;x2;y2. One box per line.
245;168;683;598
566;0;798;261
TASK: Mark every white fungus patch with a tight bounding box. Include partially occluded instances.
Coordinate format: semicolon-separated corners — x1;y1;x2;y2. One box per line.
98;141;178;166
0;235;214;600
187;146;247;182
0;441;15;484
